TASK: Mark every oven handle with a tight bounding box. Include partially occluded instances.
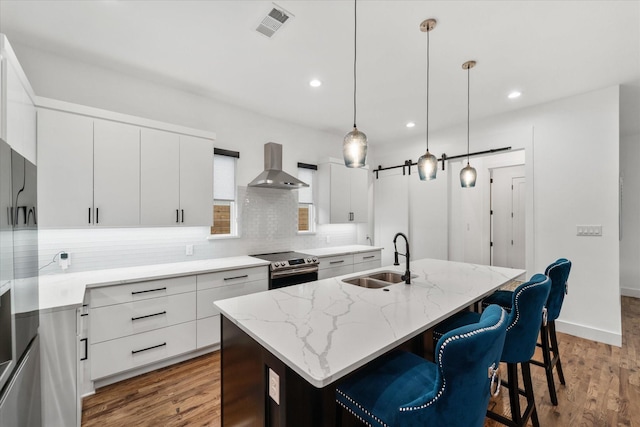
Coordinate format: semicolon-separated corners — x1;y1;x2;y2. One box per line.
271;266;319;279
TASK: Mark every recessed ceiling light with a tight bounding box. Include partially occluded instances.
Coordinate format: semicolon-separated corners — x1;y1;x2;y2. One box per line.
309;79;322;88
508;91;522;99
406;122;416;128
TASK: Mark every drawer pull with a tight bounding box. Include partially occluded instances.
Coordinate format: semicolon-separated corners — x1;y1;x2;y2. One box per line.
330;260;345;265
131;287;167;295
80;338;88;361
132;342;166;355
224;274;249;281
131;311;167;321
362;255;376;260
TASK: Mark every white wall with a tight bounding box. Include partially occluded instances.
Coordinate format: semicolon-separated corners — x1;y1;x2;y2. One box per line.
372;86;622;346
9;43;367;273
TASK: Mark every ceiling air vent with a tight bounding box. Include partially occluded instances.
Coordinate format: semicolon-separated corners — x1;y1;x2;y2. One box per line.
256;4;294;38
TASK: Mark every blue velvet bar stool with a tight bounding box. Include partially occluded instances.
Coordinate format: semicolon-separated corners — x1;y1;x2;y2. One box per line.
335;305;508;427
433;274;551;427
483;258;572;405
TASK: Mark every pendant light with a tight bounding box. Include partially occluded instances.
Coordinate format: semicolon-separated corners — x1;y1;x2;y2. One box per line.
343;0;367;168
417;18;438;181
460;60;477;188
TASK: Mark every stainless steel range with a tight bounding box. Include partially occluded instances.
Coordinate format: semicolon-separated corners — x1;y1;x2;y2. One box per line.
251;251;319;289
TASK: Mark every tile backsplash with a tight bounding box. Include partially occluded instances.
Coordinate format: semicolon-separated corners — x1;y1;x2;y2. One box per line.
38;186;365;274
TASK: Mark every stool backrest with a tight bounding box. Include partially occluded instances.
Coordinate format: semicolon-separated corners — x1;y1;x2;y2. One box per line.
545;258;572;321
501;273;551;363
398;305;508;427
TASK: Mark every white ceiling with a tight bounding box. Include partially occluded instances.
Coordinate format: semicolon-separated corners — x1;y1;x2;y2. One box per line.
1;0;639;144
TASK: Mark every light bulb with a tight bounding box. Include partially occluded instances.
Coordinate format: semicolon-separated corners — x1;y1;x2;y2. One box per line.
418;150;437;181
460;163;477;188
343;127;367;168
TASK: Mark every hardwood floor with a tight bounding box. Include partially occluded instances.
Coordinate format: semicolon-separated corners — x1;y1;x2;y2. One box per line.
82;297;640;426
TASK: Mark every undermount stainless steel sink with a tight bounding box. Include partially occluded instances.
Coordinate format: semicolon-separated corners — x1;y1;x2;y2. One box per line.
341;271;408;289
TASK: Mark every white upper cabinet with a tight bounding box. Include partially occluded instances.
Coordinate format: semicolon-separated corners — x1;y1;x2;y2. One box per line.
93;119;140;226
140;128;181;226
1;35;37;164
37;109;94;228
179;135;213;226
318;159;369;223
140;129;213;226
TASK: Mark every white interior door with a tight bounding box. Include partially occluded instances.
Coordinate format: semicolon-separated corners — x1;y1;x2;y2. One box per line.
510;176;526;269
374;170;409;266
490;165;525;268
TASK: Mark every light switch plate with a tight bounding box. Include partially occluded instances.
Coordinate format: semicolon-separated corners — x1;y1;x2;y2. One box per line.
186;244;194;256
268;368;280;405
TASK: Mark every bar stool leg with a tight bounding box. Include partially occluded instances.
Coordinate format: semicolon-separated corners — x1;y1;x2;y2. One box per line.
507;363;522;425
549;321;565;385
540;322;558;405
522;362;540;427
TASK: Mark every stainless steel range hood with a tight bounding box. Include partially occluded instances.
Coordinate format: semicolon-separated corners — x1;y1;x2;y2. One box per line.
248;143;309;189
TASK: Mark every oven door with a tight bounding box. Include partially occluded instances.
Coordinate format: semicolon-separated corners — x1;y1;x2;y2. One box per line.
270;266;319;289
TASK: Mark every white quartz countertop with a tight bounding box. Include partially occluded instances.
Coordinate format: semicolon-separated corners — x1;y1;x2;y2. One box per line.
300;245;383;257
39;256;269;312
215;258;525;388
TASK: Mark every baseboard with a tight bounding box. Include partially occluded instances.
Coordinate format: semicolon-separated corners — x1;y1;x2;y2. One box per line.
620;287;640;298
555;319;622;347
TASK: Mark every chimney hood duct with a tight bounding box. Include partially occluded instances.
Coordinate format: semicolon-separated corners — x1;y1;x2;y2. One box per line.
248;142;309;190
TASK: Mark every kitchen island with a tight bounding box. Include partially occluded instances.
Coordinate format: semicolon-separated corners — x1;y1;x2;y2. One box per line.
214;258;525;426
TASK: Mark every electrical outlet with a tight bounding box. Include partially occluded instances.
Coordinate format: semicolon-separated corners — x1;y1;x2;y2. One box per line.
268;368;280;404
59;252;70;270
326;235;331;243
186;244;194;256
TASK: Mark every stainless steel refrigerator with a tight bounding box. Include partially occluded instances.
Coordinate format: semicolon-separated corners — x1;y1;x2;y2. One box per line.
0;138;41;426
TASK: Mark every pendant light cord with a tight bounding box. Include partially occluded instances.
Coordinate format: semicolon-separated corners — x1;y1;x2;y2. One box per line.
425;27;430;152
353;0;358;129
466;65;470;165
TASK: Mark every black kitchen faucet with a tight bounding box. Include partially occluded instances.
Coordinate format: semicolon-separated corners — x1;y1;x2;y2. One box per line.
393;232;411;284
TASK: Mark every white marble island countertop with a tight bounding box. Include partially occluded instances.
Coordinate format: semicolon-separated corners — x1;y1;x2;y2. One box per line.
39;256;269;312
215;258;525;388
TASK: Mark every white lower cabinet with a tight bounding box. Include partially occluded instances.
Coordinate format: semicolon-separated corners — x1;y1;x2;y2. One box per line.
195;266;268;349
353;250;382;273
318;254;354;280
91;321;197;380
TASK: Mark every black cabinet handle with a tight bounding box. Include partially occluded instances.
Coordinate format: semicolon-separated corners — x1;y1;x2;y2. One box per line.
132;342;166;355
176;209;179;223
131;287;167;295
224;274;249;281
80;338;88;361
132;311;167;321
330;260;345;265
181;209;184;223
88;207;91;224
96;208;99;224
363;255;375;260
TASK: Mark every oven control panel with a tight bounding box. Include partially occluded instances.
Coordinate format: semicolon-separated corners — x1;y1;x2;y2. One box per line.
271;257;319;271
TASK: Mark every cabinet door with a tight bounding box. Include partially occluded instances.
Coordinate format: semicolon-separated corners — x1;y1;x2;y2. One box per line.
330;163;351;222
140;128;180;225
350;167;368;222
179;135;213;226
37;109;93;228
5;52;36;164
93;119;140;226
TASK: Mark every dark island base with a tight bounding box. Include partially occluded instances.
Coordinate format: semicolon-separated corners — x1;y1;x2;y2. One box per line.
221;315;429;427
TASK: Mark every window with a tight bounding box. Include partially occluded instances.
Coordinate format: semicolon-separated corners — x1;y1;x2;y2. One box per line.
211;149;239;236
298;163;317;233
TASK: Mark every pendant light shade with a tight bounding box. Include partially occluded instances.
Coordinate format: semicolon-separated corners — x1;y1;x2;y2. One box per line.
418;18;437;181
343;0;367;168
460;60;477;188
343;127;368;168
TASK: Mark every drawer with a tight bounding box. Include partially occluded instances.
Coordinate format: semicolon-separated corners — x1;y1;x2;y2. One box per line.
90;276;196;308
318;264;354;280
197;266;268;291
355;260;382;273
318;254;353;271
91;321;196;380
90;292;196;344
197;280;267;319
354;251;381;264
197;315;221;348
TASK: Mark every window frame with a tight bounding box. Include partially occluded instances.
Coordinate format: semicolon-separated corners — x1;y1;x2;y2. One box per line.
210;148;239;238
297;163;317;234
